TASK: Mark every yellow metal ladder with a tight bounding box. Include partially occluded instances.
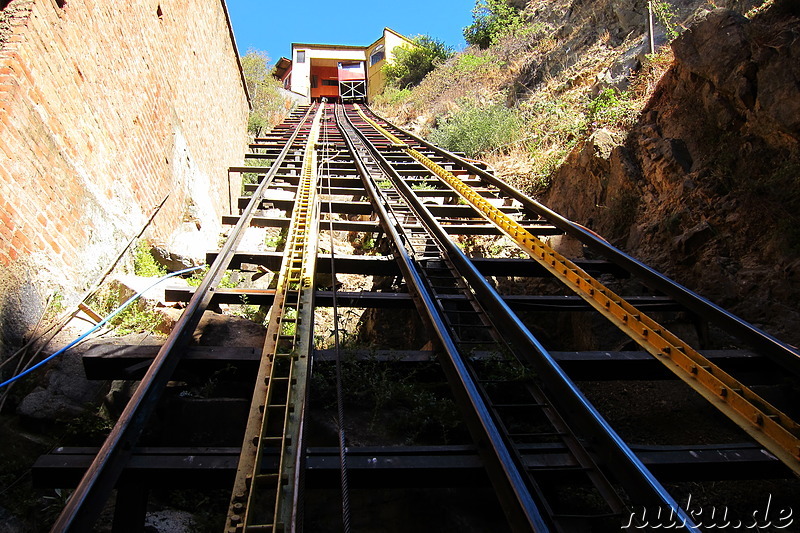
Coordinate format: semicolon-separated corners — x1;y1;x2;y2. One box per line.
227;104;325;533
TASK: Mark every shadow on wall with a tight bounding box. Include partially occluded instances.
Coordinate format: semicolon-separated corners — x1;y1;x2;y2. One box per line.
0;266;44;355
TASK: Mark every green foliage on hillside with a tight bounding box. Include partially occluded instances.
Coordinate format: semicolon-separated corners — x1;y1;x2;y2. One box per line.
241;50;287;136
372;87;412;106
463;0;526;49
383;35;453;89
430;102;522;157
454;53;505;72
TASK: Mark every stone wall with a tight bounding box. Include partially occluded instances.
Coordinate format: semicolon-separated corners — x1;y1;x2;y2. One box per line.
0;0;249;346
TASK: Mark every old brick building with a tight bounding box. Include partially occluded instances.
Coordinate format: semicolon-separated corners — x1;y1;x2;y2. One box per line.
0;0;249;345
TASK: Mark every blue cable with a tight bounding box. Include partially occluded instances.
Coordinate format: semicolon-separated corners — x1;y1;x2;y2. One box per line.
0;265;203;389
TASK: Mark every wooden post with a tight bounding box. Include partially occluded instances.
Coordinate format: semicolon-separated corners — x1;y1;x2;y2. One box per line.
648;0;656;55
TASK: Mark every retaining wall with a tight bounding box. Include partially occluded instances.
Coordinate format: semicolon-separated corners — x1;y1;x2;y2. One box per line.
0;0;249;346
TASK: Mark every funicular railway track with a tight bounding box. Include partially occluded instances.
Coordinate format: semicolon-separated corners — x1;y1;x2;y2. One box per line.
35;103;800;532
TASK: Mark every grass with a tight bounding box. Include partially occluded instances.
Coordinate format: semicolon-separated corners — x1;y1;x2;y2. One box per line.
229;294;263;322
280;307;298;336
374;8;678;197
86;286;164;335
133;240;167;277
186;268;238;289
411;181;437;190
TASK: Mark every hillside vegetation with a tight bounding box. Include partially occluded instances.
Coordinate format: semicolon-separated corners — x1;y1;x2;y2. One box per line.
375;0;762;192
375;0;800;343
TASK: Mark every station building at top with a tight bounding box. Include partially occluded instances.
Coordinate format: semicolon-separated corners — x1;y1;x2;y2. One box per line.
274;28;413;104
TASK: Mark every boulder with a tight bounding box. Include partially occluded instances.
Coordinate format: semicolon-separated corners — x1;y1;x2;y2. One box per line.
144;510;197;533
152;244;201;271
17;350;104;424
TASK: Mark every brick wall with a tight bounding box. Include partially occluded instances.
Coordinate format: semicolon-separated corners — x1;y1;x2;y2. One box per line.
0;0;249;346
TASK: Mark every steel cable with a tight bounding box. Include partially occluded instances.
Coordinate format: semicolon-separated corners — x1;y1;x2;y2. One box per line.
321;103;352;533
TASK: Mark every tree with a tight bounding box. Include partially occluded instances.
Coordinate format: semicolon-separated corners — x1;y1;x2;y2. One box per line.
383;35;453;90
240;50;286;136
463;0;525;49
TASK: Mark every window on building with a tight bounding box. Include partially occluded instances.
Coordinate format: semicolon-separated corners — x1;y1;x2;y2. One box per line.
296;50;306;63
311;75;318;89
369;45;385;66
322;79;338;86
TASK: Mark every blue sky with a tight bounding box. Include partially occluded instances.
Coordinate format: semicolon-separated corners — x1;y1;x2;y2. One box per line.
225;0;476;63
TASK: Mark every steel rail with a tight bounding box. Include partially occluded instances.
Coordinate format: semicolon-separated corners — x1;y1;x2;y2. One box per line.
358;106;800;475
50;105;316;533
348;105;700;530
334;104;550;532
359;106;800;378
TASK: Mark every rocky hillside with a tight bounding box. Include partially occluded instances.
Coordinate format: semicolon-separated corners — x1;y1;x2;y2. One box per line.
546;2;800;342
377;0;800;343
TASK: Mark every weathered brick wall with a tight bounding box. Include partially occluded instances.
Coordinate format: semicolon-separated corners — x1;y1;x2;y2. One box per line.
0;0;249;346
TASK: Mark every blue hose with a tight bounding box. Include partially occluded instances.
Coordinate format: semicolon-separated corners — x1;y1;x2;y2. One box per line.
0;266;202;389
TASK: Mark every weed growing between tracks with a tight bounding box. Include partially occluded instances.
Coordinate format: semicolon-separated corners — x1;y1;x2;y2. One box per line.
311;354;466;446
133;240;167;277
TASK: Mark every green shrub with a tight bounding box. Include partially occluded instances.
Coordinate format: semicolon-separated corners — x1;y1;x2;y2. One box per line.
463;0;526;49
86;286;164;335
454;53;498;73
241;50;288;136
373;87;412;106
242;157;271;189
652;0;681;39
383;35;453;89
587;88;637;128
429;103;522;157
265;227;288;250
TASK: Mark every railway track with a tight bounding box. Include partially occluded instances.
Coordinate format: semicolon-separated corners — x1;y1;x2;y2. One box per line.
36;103;800;532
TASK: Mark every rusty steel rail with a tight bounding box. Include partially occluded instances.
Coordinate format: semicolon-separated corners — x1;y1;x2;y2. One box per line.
49;105;316;533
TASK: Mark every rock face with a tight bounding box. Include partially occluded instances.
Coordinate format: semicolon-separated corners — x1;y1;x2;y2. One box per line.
543;1;800;342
